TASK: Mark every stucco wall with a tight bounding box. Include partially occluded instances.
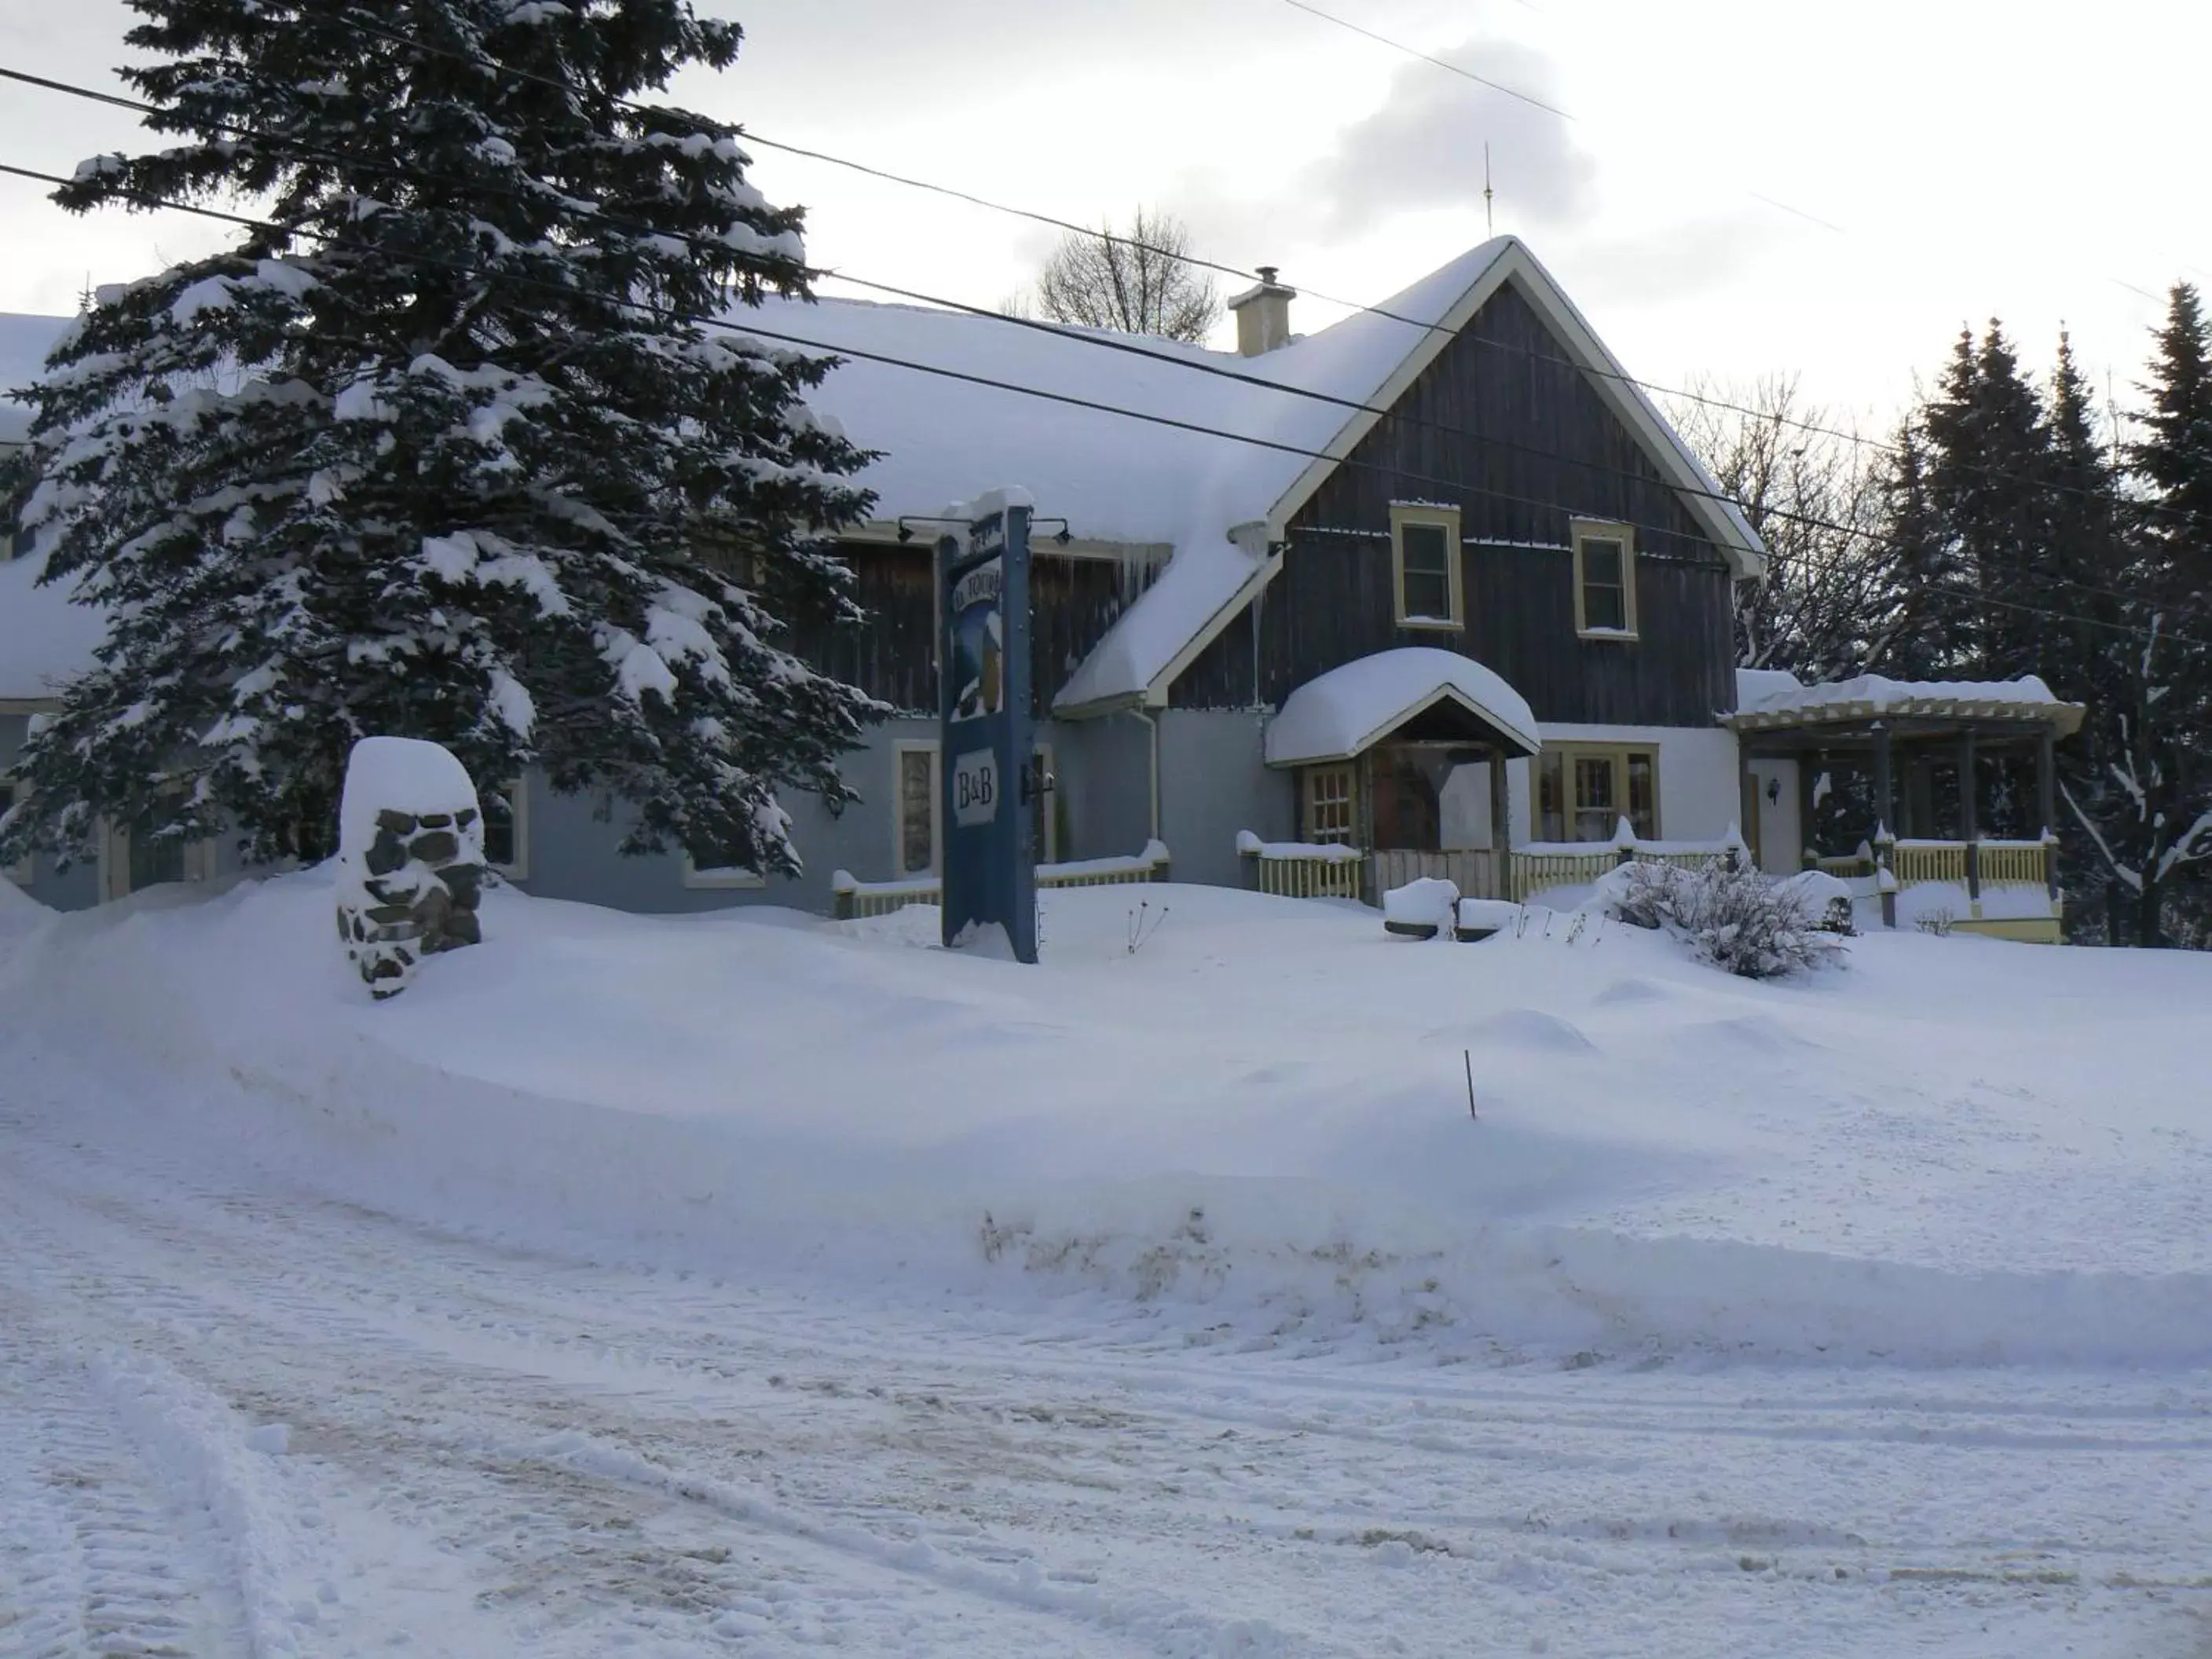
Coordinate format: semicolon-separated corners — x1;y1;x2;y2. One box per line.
1158;708;1288;888
1746;755;1803;874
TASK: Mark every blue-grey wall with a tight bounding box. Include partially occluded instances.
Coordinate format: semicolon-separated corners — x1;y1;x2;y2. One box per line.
0;710;98;911
1157;708;1289;888
3;706;1181;919
1049;712;1156;862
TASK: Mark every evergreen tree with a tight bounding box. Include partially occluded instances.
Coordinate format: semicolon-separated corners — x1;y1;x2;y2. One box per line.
0;0;879;877
2036;331;2135;934
1917;321;2049;677
2103;282;2212;943
1866;416;1957;678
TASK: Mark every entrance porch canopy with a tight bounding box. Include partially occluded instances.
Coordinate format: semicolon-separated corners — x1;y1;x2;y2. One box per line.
1264;646;1541;767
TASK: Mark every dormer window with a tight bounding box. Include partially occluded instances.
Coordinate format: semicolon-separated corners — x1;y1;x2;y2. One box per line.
1390;503;1463;630
1573;520;1637;638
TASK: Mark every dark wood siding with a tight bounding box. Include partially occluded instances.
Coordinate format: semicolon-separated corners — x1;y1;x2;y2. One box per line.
790;542;1163;717
1172;280;1738;726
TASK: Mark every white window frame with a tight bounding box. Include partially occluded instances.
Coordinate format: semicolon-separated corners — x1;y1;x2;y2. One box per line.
1571;518;1639;639
892;738;1057;876
482;778;530;881
892;738;943;878
98;815;216;903
1389;503;1464;631
0;776;31;884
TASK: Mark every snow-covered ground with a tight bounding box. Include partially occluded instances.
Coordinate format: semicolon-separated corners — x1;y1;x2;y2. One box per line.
1;873;2207;1656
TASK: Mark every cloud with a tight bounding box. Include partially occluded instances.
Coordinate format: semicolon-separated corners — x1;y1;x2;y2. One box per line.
1305;38;1596;236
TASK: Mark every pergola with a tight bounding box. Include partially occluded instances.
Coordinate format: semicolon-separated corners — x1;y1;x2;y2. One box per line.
1726;672;2085;932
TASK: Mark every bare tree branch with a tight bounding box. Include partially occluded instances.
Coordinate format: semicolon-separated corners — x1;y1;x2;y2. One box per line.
1024;207;1221;345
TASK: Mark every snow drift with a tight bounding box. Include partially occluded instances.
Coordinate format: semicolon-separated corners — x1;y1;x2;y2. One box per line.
4;869;2209;1370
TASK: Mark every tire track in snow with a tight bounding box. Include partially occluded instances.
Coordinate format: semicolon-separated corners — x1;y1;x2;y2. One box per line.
0;1305;258;1659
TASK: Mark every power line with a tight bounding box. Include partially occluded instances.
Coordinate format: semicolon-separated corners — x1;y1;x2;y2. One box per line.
0;156;2196;655
8;51;2201;617
1272;0;1847;236
1274;0;1574;121
96;14;2199;533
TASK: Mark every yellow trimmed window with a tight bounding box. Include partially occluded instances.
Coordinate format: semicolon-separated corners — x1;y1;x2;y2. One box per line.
1390;503;1463;629
1572;520;1637;637
1536;745;1658;842
1302;764;1358;845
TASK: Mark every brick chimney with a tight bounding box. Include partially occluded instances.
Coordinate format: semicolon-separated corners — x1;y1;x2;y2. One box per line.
1227;266;1296;357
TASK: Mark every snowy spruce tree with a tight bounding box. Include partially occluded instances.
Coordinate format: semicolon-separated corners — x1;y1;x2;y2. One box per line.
0;0;881;876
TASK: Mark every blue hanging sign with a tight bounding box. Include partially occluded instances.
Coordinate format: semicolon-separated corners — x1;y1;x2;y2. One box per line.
938;491;1037;962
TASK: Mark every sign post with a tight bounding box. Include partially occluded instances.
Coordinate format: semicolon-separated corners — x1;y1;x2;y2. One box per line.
937;492;1037;963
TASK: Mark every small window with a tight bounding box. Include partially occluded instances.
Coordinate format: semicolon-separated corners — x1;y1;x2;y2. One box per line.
482;778;528;879
1573;520;1637;638
1390;504;1463;629
895;739;1055;874
0;777;30;884
894;741;940;877
1302;764;1357;845
1536;747;1659;842
101;797;214;901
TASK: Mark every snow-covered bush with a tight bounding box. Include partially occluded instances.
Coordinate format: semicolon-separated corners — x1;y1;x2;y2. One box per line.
335;738;486;998
1598;860;1843;979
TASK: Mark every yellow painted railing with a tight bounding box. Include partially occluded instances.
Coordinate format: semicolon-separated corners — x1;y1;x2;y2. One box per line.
1976;840;2049;888
1507;851;1617;903
1891;842;1969;886
1245;850;1364;900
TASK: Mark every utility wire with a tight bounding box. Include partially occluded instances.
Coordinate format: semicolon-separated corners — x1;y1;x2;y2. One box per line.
283;13;2212;529
0;156;2196;655
1274;0;1575;121
5;53;2198;617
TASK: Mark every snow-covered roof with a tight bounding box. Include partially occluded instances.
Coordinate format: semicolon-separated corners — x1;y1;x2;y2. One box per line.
0;237;1767;717
1263;646;1540;766
754;236;1765;714
1728;671;2084;737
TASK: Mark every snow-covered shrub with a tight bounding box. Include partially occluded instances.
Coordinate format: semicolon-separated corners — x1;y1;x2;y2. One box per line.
335;738;486;998
1776;869;1857;936
1914;908;1956;937
1598;859;1843;979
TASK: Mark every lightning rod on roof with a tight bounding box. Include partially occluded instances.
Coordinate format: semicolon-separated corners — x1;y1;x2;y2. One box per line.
1483;144;1495;237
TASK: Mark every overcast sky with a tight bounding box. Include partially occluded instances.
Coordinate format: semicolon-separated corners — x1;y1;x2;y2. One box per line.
2;0;2207;434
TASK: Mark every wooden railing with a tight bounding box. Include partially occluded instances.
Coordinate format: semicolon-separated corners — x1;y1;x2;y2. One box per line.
831;841;1170;920
1507;849;1618;903
1371;848;1498;902
1241;841;1364;900
1892;841;1969;886
1976;840;2049;888
1508;840;1745;903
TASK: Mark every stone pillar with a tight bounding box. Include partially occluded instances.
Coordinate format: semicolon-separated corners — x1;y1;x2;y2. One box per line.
335;737;487;999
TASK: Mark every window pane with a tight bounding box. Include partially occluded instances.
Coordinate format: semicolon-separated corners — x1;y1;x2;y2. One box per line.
1306;766;1354;844
482;786;515;867
1399;523;1453;621
899;749;936;874
1537;753;1565;842
1573;754;1617;842
130;830;186;890
1627;752;1657;840
1580;537;1627;631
